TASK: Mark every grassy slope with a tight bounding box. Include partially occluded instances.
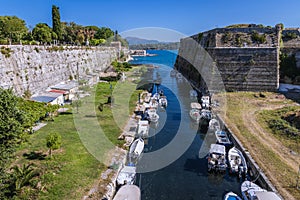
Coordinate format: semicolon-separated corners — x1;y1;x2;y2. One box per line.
214;92;300;200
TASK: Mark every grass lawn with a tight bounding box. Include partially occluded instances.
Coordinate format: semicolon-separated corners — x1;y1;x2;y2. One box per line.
13;69;143;199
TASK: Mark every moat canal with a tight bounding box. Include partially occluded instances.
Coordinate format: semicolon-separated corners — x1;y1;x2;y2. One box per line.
130;50;242;200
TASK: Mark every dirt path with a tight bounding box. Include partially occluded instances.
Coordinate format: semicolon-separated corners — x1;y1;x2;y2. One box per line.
215;93;300;200
242;103;299;172
241;102;298;200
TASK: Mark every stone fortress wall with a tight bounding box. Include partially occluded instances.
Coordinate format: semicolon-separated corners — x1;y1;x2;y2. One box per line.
0;45;118;96
174;24;291;92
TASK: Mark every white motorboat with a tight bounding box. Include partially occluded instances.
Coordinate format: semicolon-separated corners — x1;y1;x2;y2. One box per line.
190;102;202;122
228;147;248;176
207;144;227;172
189;90;198;99
152;92;160;101
129;138;144;158
241;181;267;200
116;165;136;186
136;120;149;138
159;96;168;108
147;108;159;123
190;108;201;122
215;130;232;147
208;118;221;131
113;185;141;200
200;109;212;121
255;191;282;200
149;98;158;109
224;191;242;200
176;72;183;79
201;95;210;109
170;69;177;77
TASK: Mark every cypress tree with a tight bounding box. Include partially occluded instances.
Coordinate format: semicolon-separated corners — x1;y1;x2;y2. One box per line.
52;5;62;41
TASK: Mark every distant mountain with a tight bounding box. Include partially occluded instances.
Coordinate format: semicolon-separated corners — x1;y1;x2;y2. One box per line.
125;37;161;45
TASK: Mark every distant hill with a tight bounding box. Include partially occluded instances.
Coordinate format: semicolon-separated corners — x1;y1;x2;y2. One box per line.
129;42;180;50
125;37;160;45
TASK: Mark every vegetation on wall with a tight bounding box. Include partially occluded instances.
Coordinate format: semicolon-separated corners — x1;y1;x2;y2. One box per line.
280;53;300;83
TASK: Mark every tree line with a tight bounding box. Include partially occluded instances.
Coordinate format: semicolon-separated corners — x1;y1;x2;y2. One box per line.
0;5;128;46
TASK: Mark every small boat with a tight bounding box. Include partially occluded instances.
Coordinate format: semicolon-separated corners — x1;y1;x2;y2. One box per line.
147;108;159;123
129;138;144;158
208;118;221;131
189;90;198;99
201;95;210;109
116;165;136;186
228;147;248;176
189;102;202;123
255;191;282;200
215;130;232;147
200;109;212;121
149;98;158;109
207;144;227;172
170;69;177;77
136;120;149;138
190;109;201;122
159;96;168;108
152;93;160;101
224;191;242;200
113;185;141;200
176;72;183;79
241;181;267;200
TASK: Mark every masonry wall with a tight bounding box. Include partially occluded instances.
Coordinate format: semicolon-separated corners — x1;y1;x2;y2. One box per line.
175;35;280;92
0;45;118;96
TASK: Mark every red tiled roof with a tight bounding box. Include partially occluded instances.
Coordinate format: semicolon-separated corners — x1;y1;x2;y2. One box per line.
49;89;68;94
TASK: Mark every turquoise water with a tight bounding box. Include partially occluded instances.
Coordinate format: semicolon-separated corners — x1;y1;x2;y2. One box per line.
131;50;242;200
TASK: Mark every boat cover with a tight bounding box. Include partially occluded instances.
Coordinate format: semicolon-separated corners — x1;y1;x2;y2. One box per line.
209;144;225;155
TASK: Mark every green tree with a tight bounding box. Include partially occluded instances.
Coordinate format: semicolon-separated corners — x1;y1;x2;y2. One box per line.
32;23;53;44
0;88;26;198
46;132;62;158
94;27;114;40
52;5;62;41
0;16;28;44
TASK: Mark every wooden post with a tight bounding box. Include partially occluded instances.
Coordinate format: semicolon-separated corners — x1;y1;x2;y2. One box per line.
297;165;300;190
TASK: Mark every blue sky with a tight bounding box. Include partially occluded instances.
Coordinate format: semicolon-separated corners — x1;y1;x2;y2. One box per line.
0;0;300;41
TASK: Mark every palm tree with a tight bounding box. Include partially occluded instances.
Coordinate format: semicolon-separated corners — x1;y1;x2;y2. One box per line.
11;163;38;194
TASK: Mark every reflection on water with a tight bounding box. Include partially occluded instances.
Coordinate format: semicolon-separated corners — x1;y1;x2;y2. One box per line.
131;50;242;200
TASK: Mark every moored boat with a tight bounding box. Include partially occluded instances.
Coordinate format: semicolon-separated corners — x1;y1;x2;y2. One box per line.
116;165;136;186
215;130;232;147
136;120;149;138
228;147;248;177
189;89;198;99
241;181;266;200
200;109;212;121
224;191;242;200
207;144;227;172
170;69;177;77
190;102;202;122
159;96;168;108
129;138;144;158
113;185;141;200
201;95;210;109
147;108;159;123
208;118;221;131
